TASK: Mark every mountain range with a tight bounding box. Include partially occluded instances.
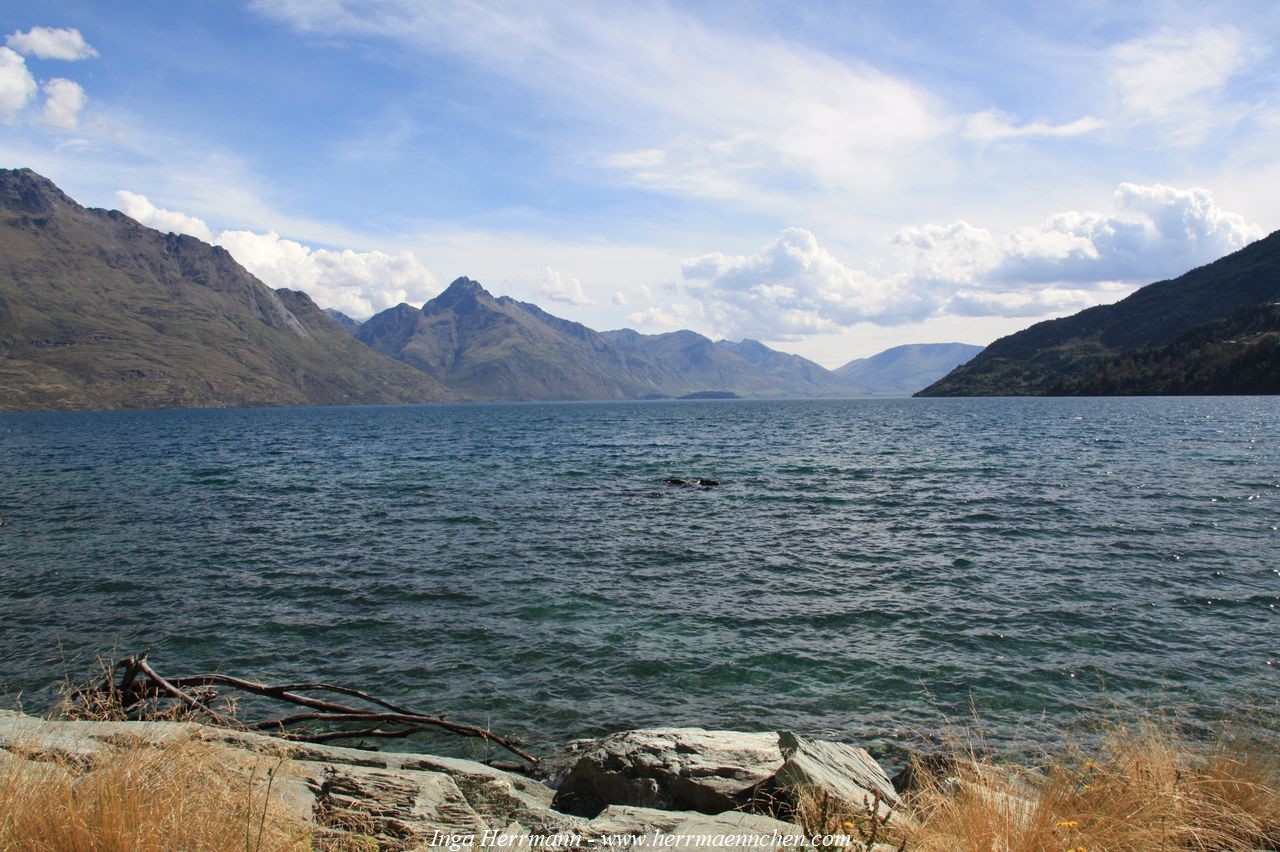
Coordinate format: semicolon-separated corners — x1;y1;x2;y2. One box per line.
919;230;1280;396
353;279;894;401
0;168;975;411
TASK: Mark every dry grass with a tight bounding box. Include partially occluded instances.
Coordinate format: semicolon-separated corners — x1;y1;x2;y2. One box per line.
0;731;312;851
792;785;907;850
902;719;1280;851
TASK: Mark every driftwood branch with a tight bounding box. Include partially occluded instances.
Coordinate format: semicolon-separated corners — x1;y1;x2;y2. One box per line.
134;655;230;726
69;654;536;764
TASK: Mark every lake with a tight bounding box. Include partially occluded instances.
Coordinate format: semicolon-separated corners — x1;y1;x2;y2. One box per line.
1;397;1276;759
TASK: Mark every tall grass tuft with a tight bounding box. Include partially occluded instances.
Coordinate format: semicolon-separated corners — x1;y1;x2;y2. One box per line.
0;732;311;851
902;718;1280;851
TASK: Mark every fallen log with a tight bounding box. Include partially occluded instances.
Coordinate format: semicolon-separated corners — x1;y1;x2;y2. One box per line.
67;653;536;764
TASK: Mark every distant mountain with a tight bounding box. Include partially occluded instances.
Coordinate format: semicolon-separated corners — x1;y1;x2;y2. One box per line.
835;343;983;396
0;168;451;411
358;279;867;401
602;328;863;398
323;309;362;332
357;278;657;401
716;338;870;395
919;231;1280;396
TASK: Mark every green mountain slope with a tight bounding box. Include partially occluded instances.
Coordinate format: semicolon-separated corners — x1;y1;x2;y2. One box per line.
0;168;451;411
918;231;1280;396
1047;301;1280;395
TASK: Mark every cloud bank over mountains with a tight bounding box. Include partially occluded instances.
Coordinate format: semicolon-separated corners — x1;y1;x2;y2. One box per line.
115;179;1260;340
664;183;1262;339
115;191;439;318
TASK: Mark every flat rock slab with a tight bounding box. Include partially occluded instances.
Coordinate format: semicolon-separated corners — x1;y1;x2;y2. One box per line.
1;711;908;847
0;711;577;845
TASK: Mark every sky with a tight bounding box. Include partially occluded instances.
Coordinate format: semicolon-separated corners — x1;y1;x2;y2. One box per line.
3;1;1279;366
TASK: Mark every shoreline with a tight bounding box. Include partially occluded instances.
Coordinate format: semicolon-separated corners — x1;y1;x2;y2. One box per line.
4;700;1278;850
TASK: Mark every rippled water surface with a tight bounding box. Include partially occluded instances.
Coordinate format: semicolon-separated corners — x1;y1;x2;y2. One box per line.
1;398;1277;757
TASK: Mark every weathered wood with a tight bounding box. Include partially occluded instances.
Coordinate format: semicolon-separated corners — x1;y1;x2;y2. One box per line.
70;654;536;764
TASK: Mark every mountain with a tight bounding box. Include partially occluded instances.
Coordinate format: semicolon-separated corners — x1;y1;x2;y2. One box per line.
0;168;451;411
1046;301;1280;395
602;328;864;398
835;343;983;396
716;338;870;395
358;279;867;401
323;309;362;332
918;231;1280;396
357;278;658;401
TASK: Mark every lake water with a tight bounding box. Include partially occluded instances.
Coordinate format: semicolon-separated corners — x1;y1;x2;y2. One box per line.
1;398;1276;761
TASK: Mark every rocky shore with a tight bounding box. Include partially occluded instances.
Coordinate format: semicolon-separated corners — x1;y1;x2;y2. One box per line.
0;711;903;850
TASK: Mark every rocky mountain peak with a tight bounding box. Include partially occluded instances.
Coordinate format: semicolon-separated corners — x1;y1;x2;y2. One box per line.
0;167;80;215
425;276;494;314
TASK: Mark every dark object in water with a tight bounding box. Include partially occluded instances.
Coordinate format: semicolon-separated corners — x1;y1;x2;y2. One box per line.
663;478;719;488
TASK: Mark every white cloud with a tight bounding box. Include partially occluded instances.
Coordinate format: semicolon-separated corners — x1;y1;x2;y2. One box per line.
963;109;1103;142
669;183;1263;339
216;230;439;317
895;183;1262;290
993;183;1264;284
892;221;1001;286
537;266;594;305
0;47;37;118
1109;27;1253;143
115;189;215;241
41;77;86;129
6;27;98;61
113;189;438;317
611;291;629;305
681;228;931;336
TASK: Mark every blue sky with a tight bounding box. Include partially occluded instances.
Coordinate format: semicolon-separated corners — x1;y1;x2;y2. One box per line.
3;1;1279;364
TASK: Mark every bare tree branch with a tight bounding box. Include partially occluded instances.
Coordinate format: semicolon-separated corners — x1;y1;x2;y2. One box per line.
69;654;536;764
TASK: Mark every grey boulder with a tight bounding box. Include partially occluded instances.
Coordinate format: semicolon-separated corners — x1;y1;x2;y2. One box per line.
543;728;784;815
774;730;899;817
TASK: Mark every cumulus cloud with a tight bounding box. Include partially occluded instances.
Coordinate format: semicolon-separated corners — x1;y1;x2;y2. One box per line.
114;189;438;317
216;230;439;317
115;190;215;242
41;77;86;128
6;27;98;61
994;183;1263;284
0;47;37;118
664;183;1263;339
537;267;594;305
894;183;1262;290
681;228;930;336
611;291;630;305
963;109;1103;142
